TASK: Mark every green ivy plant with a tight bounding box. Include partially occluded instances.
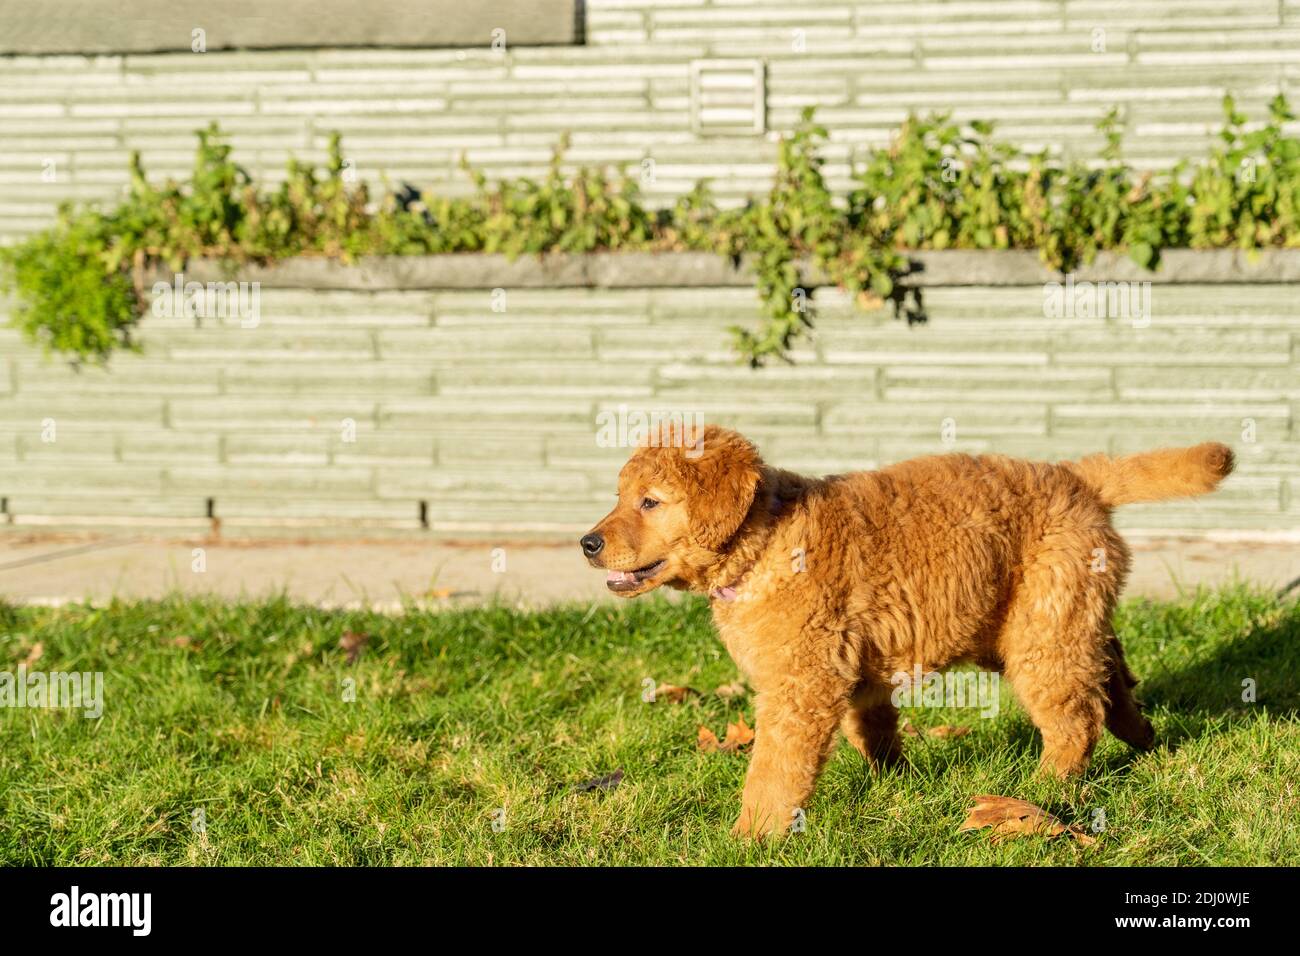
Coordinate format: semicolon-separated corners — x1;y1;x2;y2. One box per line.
3;95;1299;366
0;215;140;362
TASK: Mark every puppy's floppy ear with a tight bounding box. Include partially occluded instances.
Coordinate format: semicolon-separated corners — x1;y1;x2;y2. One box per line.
682;426;761;552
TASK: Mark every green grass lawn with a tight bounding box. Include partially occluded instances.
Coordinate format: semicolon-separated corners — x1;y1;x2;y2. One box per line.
0;586;1296;866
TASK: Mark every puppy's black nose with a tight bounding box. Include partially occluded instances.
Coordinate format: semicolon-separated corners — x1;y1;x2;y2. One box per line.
580;533;605;557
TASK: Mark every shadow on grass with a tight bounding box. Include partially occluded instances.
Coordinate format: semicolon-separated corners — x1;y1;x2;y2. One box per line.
1136;607;1300;750
890;599;1300;780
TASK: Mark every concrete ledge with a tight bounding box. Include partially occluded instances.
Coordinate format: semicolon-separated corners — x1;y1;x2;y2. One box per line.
172;249;1300;291
175;252;753;291
904;249;1300;286
0;0;580;55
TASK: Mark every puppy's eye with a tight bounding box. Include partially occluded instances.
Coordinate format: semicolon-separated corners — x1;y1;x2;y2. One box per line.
640;497;659;511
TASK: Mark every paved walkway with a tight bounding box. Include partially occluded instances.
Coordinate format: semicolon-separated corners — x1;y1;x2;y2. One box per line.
0;534;1296;609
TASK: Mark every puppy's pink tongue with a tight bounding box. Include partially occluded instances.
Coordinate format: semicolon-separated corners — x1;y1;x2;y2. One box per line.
606;570;634;584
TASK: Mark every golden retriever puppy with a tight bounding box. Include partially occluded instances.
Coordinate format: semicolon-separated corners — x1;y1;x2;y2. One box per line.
581;425;1234;838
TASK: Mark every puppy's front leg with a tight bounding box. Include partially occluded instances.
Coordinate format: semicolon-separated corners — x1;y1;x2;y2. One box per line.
732;680;847;839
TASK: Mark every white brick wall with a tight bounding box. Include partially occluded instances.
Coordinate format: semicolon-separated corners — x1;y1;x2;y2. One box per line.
1;1;1296;241
0;280;1295;537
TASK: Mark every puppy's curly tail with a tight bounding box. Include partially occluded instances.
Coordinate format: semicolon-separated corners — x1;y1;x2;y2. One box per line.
1065;443;1235;507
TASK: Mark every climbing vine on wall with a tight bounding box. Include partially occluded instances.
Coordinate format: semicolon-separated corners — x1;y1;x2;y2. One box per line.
3;95;1299;365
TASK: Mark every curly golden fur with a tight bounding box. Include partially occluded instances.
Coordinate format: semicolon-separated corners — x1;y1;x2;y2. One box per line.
582;425;1234;838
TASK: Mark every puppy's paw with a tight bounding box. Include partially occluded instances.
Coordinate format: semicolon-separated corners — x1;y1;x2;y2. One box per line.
869;738;905;772
731;805;787;840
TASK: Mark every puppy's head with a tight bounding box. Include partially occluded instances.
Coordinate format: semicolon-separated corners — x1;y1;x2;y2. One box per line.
580;424;762;596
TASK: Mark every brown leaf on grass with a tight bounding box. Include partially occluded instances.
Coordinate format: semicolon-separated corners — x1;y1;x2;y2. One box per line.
698;715;756;753
900;720;970;738
697;725;722;752
714;681;747;699
723;715;755;750
927;725;971;738
574;769;624;793
339;631;370;665
959;795;1097;847
654;683;695;703
21;642;43;667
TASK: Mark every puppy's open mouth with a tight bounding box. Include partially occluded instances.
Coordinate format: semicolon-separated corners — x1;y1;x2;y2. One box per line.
606;560;667;592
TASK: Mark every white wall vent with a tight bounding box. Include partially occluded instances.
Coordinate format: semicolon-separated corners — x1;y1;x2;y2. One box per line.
690;59;766;136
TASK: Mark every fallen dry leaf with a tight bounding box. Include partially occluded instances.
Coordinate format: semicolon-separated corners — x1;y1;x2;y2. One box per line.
21;642;43;667
338;631;370;665
959;795;1096;847
697;725;721;752
574;769;624;793
927;725;971;738
698;715;756;753
900;720;970;738
714;681;747;699
654;683;695;703
723;715;755;750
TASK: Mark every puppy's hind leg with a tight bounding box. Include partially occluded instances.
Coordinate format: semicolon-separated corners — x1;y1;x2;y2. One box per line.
1103;633;1155;751
1005;631;1108;778
840;682;903;771
1000;531;1125;778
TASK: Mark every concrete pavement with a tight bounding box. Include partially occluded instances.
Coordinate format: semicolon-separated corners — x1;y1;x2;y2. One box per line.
0;533;1296;609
